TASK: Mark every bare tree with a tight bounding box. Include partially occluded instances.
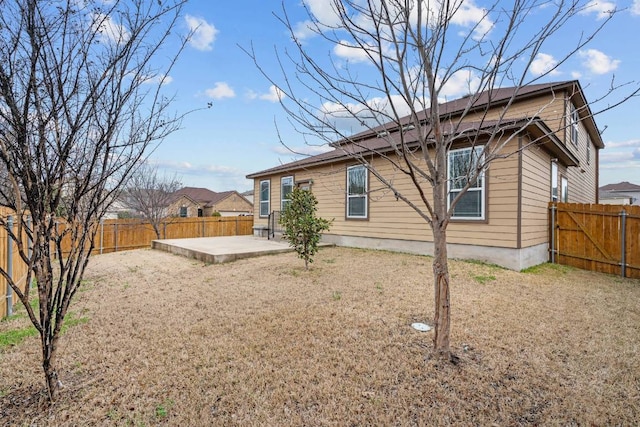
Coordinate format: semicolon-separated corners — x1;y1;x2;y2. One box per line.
249;0;638;359
120;163;182;238
0;0;192;400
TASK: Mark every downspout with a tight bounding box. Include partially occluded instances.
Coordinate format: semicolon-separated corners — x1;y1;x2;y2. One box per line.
595;147;600;203
517;135;523;250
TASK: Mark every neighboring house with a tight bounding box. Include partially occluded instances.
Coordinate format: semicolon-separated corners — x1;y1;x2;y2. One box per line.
241;190;254;204
598;182;640;205
247;80;602;271
168;187;253;217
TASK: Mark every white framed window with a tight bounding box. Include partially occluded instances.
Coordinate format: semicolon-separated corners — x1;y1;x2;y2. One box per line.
347;165;367;219
179;206;187;217
570;106;579;146
259;179;270;217
281;176;293;210
586;136;591;165
561;176;569;202
448;146;484;219
551;161;558;201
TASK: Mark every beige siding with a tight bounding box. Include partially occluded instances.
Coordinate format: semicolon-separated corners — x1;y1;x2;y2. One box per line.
464;92;568;142
521;138;552;247
565;104;598;203
253;139;522;249
212;193;253;214
168;196;200;217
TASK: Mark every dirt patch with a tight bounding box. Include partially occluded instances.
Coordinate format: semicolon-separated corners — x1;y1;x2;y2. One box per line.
1;247;639;425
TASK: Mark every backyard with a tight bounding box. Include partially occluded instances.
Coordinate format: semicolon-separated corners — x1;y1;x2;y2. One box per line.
0;246;638;425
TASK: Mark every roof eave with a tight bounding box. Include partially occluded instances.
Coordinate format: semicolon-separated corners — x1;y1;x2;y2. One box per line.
527;121;580;167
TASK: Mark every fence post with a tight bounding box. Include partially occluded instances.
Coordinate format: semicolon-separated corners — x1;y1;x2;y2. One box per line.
5;215;13;317
163;221;167;239
114;222;118;252
99;219;104;255
236;216;239;236
621;210;627;278
550;204;556;264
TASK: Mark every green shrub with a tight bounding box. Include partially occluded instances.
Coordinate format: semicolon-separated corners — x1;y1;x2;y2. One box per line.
280;188;332;269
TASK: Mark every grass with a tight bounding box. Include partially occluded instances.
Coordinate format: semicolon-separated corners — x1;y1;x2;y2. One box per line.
0;247;638;425
154;399;174;419
0;326;38;349
0;307;89;351
521;262;573;274
472;274;496;284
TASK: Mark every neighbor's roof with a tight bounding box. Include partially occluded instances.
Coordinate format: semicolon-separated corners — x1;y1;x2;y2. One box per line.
247;80;596;179
599;181;640;192
171;188;245;207
208;190;237;205
172;187;218;204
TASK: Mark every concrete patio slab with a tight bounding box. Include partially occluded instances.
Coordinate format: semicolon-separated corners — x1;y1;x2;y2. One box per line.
151;235;301;264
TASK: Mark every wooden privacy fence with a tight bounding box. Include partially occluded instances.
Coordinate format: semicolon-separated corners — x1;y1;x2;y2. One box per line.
2;215;253;317
550;203;640;279
0;208;30;319
62;216;254;256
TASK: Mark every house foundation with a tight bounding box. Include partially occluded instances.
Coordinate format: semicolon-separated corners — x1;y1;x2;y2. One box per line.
321;234;548;271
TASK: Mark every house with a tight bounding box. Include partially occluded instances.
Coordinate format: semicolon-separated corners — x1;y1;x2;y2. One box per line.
247;80;601;270
598;182;640;205
240;190;254;204
168;187;253;217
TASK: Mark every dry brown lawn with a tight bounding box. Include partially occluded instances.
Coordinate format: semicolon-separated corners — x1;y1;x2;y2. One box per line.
0;246;639;426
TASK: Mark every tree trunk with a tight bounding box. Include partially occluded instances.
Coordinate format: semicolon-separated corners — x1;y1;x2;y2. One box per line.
432;223;451;358
41;332;60;400
152;223;161;240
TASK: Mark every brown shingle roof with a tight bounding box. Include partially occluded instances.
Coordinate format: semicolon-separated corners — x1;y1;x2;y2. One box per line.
172;187;218;204
247;80;595;179
170;188;248;208
599;181;640;192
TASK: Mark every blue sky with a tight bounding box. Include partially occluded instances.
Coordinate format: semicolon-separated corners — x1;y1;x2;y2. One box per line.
146;0;640;192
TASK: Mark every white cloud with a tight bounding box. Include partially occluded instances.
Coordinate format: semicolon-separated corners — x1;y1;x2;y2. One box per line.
449;0;494;39
633;0;640;15
293;20;316;40
259;85;285;102
170;161;242;176
204;82;236;100
92;13;130;44
320;94;414;133
438;69;481;102
530;53;561;76
272;144;332;156
579;49;620;74
185;15;218;51
333;40;373;63
141;74;173;86
571;71;582;79
605;139;640;149
599;150;635;164
579;1;616;19
294;0;343;40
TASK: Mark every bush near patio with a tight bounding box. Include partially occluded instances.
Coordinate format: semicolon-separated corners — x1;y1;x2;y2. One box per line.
279;187;332;269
